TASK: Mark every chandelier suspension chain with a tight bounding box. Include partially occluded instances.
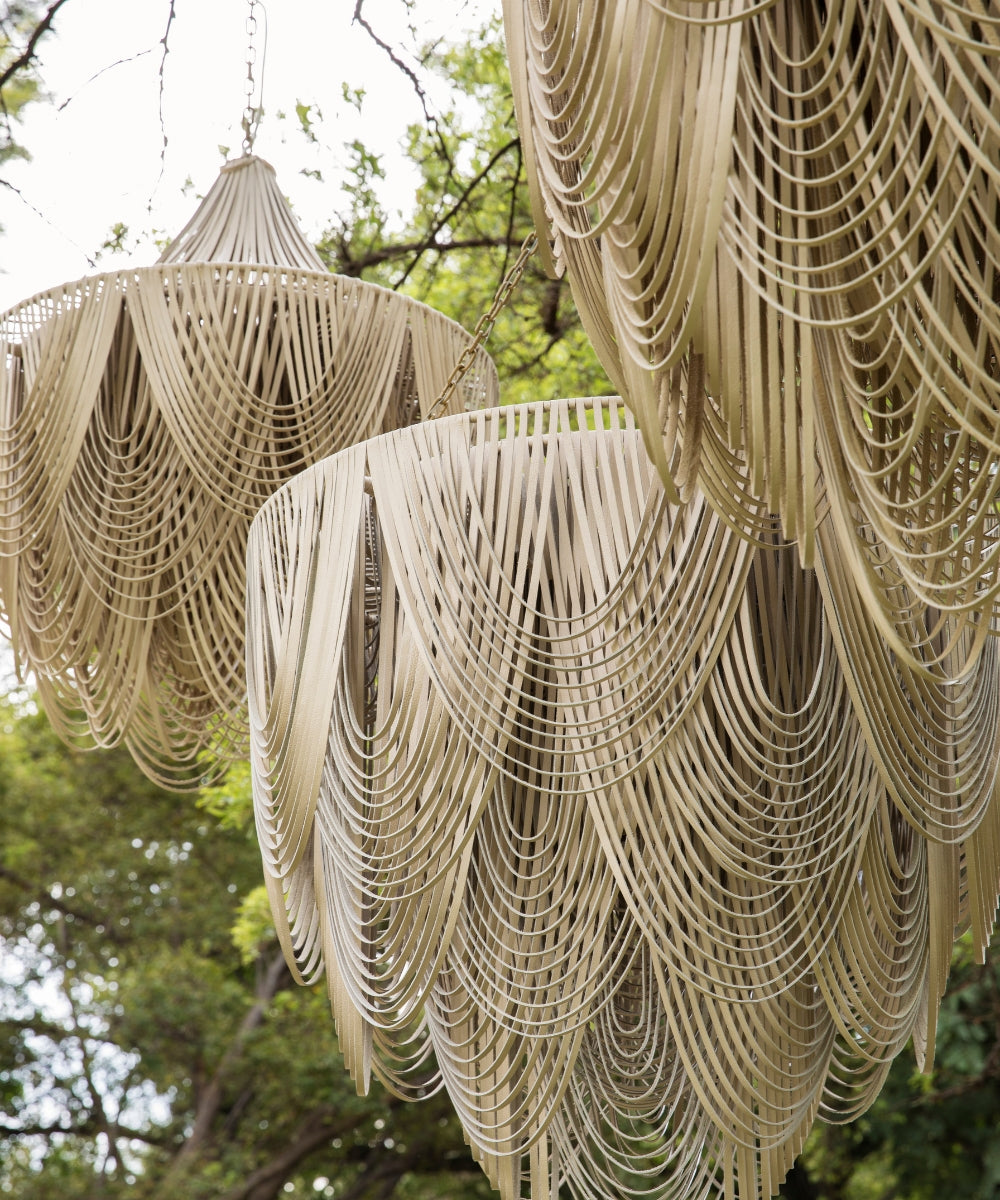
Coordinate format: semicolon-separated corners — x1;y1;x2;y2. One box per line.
241;0;266;155
425;231;538;420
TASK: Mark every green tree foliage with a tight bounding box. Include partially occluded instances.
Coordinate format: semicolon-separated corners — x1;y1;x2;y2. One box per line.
0;703;493;1199
0;1;67;171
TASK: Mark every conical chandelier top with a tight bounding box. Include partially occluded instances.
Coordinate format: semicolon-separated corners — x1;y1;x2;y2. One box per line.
158;154;325;268
0;154;498;788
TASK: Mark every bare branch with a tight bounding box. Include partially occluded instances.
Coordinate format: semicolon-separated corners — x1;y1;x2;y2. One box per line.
155;0;177;182
393;136;521;288
57;47;156;112
0;177;101;269
351;0;457;182
351;0;431;127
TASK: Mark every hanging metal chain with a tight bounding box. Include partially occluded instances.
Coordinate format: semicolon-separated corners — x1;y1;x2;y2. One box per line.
424;232;539;420
241;0;266;155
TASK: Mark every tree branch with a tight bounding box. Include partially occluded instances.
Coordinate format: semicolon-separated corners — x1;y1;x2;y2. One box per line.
0;1114;101;1139
333;233;529;276
334;1098;481;1200
0;178;99;267
220;1097;404;1200
393;137;520;288
351;0;458;186
56;47;156;112
351;0;427;122
150;949;290;1198
0;0;74;93
155;0;176;181
0;1113;175;1149
0;864;126;941
336;1149;420;1200
921;1035;1000;1104
0;1012;79;1041
498;139;523;283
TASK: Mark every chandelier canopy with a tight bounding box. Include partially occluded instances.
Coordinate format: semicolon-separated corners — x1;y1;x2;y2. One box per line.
503;0;1000;655
246;397;1000;1200
0;155;498;788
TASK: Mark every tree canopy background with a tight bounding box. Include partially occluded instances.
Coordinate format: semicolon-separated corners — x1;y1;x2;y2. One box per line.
1;4;999;1199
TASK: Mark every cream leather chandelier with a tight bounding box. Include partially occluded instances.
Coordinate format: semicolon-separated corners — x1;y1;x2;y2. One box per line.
246;398;1000;1200
0;154;497;786
504;0;1000;666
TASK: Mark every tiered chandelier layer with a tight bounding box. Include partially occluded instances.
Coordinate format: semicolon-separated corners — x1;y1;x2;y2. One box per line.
247;398;1000;1200
0;155;498;787
504;0;1000;660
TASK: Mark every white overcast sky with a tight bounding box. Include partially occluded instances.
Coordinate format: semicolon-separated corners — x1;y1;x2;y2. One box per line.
0;0;495;311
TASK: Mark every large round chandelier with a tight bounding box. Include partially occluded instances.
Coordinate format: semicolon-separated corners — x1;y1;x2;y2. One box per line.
0;154;498;787
246;397;1000;1200
503;0;1000;658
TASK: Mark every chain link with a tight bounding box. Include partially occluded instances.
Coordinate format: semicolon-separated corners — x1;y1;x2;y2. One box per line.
241;1;264;155
424;232;539;420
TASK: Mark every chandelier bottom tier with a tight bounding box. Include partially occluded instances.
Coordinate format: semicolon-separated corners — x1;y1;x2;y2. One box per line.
246;398;1000;1200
